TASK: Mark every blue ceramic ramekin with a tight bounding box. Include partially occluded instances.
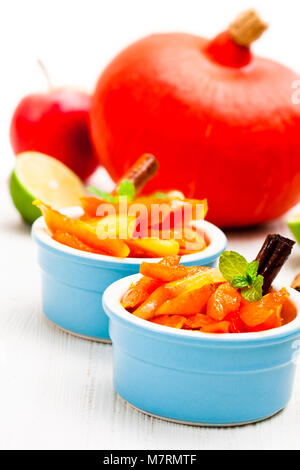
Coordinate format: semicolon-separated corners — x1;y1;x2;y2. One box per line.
103;277;300;425
31;207;227;342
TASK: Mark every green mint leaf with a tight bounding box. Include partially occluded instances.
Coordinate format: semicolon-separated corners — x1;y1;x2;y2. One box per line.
117;180;135;201
219;251;248;283
241;275;264;302
246;260;259;283
231;275;249;288
87;186;117;203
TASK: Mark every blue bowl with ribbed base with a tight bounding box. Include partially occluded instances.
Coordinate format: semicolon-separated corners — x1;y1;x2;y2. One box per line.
103;276;300;425
32;207;227;342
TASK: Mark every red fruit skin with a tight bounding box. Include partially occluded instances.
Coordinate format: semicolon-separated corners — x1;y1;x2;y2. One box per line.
10;89;99;180
90;33;300;227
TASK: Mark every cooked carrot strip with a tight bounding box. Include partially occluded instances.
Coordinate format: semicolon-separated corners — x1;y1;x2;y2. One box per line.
52;231;105;255
156;284;213;316
151;315;186;329
201;321;231;334
34;201;130;258
207;282;242;321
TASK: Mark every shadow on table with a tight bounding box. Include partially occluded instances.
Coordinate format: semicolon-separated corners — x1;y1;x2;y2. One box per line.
1;217;31;236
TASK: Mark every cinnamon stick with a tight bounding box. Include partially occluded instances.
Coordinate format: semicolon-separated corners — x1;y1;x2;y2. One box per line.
113;153;159;196
255;234;295;294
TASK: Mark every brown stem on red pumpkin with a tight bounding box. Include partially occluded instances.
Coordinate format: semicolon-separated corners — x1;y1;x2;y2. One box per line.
229;9;268;47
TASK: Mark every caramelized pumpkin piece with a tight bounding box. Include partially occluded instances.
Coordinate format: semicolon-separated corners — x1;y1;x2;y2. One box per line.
126;238;180;258
121;255;180;309
201;321;231;334
81;196;207;225
133;197;208;233
183;313;214;329
281;297;298;325
94;214;136;239
207;282;242;321
239;289;288;331
80;196;104;217
133;286;173;320
34;201;130;258
156;284;213;316
172;228;207;254
165;268;224;297
165;198;208;227
151;314;186;329
52;231;104;255
133;268;223;320
140;262;203;282
225;311;247;333
122;277;162;310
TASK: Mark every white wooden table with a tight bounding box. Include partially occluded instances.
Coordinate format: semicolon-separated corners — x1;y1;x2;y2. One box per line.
1;179;300;450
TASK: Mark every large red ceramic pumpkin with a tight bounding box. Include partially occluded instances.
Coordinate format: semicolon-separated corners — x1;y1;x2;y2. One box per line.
90;10;300;227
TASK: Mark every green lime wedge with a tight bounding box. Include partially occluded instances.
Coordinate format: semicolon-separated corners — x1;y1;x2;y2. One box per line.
10;151;86;224
287;213;300;244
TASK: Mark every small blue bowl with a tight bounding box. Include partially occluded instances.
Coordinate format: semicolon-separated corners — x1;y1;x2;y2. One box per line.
103;277;300;426
32;207;227;342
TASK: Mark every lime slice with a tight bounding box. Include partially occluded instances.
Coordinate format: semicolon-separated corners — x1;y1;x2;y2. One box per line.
10;151;86;224
287;213;300;244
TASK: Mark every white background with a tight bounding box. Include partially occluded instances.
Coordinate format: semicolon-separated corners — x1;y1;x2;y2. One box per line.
1;0;300;450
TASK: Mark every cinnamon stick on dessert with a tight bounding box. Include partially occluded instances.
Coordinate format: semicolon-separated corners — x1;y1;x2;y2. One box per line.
255;234;295;295
113;153;159;196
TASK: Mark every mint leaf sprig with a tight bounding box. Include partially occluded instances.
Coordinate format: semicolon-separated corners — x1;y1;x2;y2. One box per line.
87;187;117;203
219;251;264;302
151;191;170;199
87;179;136;203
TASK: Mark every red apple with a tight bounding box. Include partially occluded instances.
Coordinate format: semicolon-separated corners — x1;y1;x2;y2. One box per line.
10;88;99;180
